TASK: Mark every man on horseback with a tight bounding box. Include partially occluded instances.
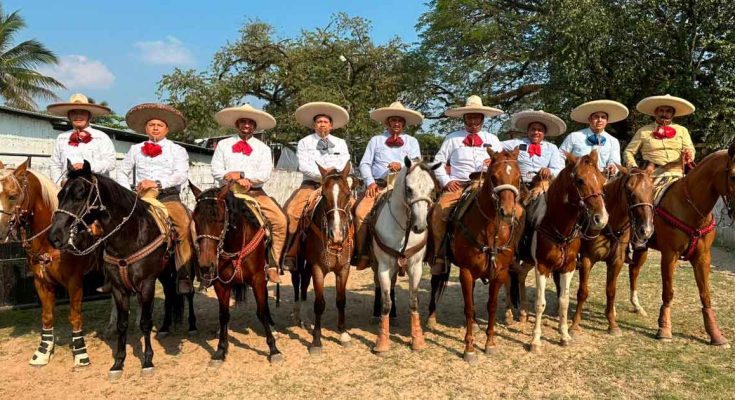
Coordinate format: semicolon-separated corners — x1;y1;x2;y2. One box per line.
560;100;629;175
353;101;423;270
47;93;117;185
282;102;351;272
429;95;504;274
117;103;194;294
211;104;287;284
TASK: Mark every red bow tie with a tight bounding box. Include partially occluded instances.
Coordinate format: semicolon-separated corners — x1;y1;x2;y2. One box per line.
232;140;253;156
528;143;542;157
652;125;676;140
68;130;92;147
142;141;163;157
385;135;404;148
463;133;483;147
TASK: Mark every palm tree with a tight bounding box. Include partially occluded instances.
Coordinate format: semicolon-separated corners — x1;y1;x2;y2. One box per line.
0;5;64;110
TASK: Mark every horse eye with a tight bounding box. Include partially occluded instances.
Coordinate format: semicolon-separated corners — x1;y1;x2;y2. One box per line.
575;178;585;186
8;195;17;201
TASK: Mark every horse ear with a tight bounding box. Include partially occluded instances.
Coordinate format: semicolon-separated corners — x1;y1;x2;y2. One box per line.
729;142;735;158
0;160;4;169
404;155;412;168
66;159;74;176
430;161;442;171
26;157;32;169
317;162;328;178
511;146;520;159
81;160;92;176
341;162;352;178
188;180;202;198
565;151;578;166
486;147;496;158
15;159;28;175
644;162;655;175
616;164;628;175
588;149;599;166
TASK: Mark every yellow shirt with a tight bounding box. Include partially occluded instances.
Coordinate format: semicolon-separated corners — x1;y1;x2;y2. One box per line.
623;123;695;172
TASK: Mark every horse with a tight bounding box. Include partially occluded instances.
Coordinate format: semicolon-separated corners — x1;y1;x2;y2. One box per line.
369;157;440;353
0;159;100;367
568;166;655;336
508;150;609;352
626;143;735;346
47;160;193;379
189;183;282;364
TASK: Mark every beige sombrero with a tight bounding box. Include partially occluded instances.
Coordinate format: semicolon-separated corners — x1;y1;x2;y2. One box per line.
47;93;111;117
215;104;276;131
511;110;567;137
369;101;423;126
636;94;695;117
570;100;629;123
125;103;187;134
295;102;349;130
445;95;503;118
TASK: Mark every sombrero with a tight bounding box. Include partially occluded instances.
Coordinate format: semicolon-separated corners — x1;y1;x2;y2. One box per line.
369;101;423;126
445;95;503;118
511;110;567;137
47;93;111;117
215;104;276;131
294;102;349;129
636;94;695;117
125;103;187;134
570;100;629;123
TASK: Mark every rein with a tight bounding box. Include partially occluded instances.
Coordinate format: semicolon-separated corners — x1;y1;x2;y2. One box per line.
309;174;354;267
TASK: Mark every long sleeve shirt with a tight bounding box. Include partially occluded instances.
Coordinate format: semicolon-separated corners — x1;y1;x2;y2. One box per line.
358;132;421;186
623;123;695;170
502;138;565;183
297;133;350;182
433;130;503;188
559;128;621;170
116;138;189;191
210;135;273;187
50;126;116;184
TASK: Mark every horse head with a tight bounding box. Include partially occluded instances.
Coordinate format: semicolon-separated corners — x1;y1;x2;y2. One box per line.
318;163;353;245
191;183;230;274
618;165;655;246
402;156;440;234
0;160;26;239
485;147;522;223
566;150;608;230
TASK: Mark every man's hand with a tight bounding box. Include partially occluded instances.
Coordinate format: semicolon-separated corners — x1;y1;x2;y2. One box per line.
445;180;463;192
224;171;241;181
387;162;402;172
236;178;252;191
136;179;158;193
72;163;84;170
605;164;618;176
538;167;552;180
365;183;379;198
683;149;693;163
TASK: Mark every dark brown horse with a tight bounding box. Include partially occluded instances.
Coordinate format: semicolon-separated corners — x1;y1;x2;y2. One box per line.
427;148;524;362
190;183;282;364
0;159;97;367
569;166;655;336
509;151;609;352
627;143;735;346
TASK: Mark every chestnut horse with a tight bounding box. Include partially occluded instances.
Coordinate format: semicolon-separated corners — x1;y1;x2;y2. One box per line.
569;166;655;336
509;151;608;352
190;183;282;364
0;159;97;367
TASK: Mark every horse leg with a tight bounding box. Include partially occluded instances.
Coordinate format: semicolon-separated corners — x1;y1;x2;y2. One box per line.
519;267;530;324
558;270;574;347
485;277;502;355
212;281;231;362
408;261;425;352
371;267;381;324
109;287;130;379
309;266;326;355
426;274;441;329
570;257;592;333
291;266;302;326
252;272;284;363
503;279;514;326
390;273;398;320
67;276;91;367
529;267;547;353
157;271;174;337
373;262;393;353
629;248;648;316
460;268;477;362
138;281;156;374
187;292;197;335
605;257;625;336
656;250;677;341
29;278;55;366
336;267;352;347
691;248;729;347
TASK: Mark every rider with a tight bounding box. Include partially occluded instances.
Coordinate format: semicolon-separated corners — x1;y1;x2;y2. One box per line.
282;102;351;272
211;104;287;284
47;93;117;185
560;100;628;175
353;101;423;270
117;103;194;294
430;95;504;274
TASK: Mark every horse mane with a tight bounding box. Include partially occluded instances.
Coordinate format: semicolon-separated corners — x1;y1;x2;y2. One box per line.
225;191;260;228
27;169;59;211
90;173;151;220
546;162;574;207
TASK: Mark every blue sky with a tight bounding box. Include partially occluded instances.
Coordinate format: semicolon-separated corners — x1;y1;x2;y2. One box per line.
7;0;428;114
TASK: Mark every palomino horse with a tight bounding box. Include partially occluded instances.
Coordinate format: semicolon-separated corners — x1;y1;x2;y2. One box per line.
48;161;191;379
509;151;608;352
569;166;655;336
370;157;440;354
190;183;282;364
428;148;524;361
627;143;735;346
0;159;97;367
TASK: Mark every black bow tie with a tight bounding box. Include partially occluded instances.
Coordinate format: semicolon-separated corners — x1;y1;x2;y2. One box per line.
316;138;334;154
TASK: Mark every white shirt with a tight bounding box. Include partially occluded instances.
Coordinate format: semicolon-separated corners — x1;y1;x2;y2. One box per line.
433;130;503;187
297;133;350;182
211;135;273;187
50;126;116;184
117;138;189;190
501;138;565;183
358;132;421;186
559;128;621;171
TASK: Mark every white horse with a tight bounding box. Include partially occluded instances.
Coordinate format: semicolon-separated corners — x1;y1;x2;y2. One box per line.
372;157;440;353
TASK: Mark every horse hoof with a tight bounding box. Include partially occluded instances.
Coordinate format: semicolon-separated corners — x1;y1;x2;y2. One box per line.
485;346;497;355
108;370;123;381
463;351;478;363
631;307;648;317
370;316;380;325
656;329;673;342
607;327;623;337
141;367;155;377
208;359;224;368
425;317;437;330
156;331;169;339
472;323;482;333
269;353;284;364
308;346;323;356
529;343;542;353
519;315;528;324
560;338;573;347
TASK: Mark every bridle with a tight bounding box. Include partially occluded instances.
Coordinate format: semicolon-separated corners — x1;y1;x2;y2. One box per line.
475;158;521;223
385;163;435;231
313;173;354;264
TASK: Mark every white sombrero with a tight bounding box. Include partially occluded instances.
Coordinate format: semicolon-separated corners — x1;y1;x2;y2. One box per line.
511;110;567;137
570;100;629;123
294;102;349;129
215;104;276;131
636;94;695;117
125;103;187;134
47;93;111;117
369;101;423;126
445;95;503;118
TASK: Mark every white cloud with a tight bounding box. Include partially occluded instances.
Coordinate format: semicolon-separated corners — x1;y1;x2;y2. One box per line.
38;55;115;89
133;36;195;65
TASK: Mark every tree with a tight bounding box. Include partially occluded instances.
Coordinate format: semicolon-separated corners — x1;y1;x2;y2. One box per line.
0;5;64;110
87;98;127;130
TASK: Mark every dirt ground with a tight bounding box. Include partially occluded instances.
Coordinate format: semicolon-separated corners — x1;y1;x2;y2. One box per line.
1;249;735;399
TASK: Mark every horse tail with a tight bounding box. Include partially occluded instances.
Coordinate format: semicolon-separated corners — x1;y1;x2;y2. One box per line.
510;269;521;309
434;266;452;301
275;283;281;308
234;284;248;305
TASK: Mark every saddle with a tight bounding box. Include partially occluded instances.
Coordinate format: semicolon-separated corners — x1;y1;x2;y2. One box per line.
298;187;324;234
231;184;270;235
138;188;175;244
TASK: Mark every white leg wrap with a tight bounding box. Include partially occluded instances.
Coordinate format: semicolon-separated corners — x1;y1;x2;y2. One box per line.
29;328;54;366
71;330;90;367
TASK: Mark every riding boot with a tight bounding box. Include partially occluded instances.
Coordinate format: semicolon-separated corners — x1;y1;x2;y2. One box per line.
266;266;282;283
282;233;299;272
177;265;193;295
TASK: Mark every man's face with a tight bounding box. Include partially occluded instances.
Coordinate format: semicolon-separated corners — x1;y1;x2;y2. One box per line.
236;118;257;136
463;113;484;134
313;115;333;136
68;110;91;130
527;122;547;144
655;106;676;125
145;119;169;141
385;116;406;135
587;111;609;132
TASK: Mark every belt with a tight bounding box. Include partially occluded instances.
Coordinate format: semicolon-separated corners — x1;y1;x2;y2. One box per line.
374;179;388;189
301;180;321;189
156;187;180;201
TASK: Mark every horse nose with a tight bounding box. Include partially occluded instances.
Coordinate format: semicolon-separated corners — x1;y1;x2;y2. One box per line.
592;212;608;229
640;223;654;239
